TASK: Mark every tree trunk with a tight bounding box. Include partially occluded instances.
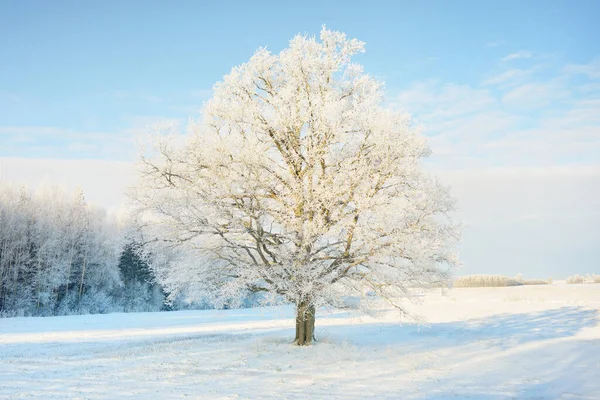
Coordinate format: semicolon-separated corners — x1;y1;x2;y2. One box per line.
294;301;316;346
78;250;87;304
64;245;74;300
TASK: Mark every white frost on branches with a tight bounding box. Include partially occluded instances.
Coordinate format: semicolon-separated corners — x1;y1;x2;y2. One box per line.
132;28;460;313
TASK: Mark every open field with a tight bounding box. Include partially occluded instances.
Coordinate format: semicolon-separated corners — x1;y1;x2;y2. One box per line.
1;282;599;399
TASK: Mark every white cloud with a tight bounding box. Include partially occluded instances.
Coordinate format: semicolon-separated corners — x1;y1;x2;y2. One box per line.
501;51;533;62
394;57;600;276
440;110;519;139
394;73;599;167
480;100;600;166
0;126;127;143
502;81;570;110
0;126;132;160
1;126;71;137
482;66;542;87
394;81;495;121
578;82;600;93
484;41;503;48
564;57;600;79
0;120;175;161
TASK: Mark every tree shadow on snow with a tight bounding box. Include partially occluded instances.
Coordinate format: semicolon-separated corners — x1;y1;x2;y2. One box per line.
294;307;599;399
319;306;598;350
413;338;600;400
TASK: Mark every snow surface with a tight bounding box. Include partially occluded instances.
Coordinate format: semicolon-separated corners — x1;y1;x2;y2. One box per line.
1;282;599;399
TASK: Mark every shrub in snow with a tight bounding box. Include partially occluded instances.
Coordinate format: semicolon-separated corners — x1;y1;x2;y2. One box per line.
515;273;524;284
566;274;600;284
453;275;521;288
566;275;585;284
77;288;117;315
453;275;550;288
118;281;165;313
522;279;548;285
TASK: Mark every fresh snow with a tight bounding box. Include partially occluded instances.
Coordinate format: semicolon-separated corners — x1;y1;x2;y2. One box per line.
1;283;599;399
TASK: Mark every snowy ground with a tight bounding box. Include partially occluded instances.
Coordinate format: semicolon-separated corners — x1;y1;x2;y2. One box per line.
1;283;599;399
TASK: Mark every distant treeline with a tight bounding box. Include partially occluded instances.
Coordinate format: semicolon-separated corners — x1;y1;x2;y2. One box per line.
453;274;552;288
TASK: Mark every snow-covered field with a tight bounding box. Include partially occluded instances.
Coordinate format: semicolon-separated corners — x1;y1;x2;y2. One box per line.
1;283;599;399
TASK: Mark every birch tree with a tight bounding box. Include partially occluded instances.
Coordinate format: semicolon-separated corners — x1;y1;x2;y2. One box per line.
134;28;460;345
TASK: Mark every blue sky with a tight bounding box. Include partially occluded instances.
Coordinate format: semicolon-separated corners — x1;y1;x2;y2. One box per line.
1;0;599;277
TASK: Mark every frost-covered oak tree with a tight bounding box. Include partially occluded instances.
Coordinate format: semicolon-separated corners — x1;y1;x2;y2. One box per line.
133;28;460;345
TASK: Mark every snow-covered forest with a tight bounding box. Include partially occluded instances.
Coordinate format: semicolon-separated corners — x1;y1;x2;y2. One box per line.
0;183;165;317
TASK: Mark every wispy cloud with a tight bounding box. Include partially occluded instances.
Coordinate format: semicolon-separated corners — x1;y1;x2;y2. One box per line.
502;81;570;110
484;41;504;48
564;57;600;79
400;63;600;277
482;66;541;87
0;126;137;160
394;59;600;169
394;81;495;122
502;51;533;62
0;126;120;142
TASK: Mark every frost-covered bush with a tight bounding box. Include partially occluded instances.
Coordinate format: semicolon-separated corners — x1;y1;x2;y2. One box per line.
0;309;26;318
453;274;550;288
566;275;585;284
166;291;213;311
453;275;521;288
118;281;165;313
522;279;548;285
566;274;600;284
515;273;524;284
77;288;116;315
55;292;78;316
